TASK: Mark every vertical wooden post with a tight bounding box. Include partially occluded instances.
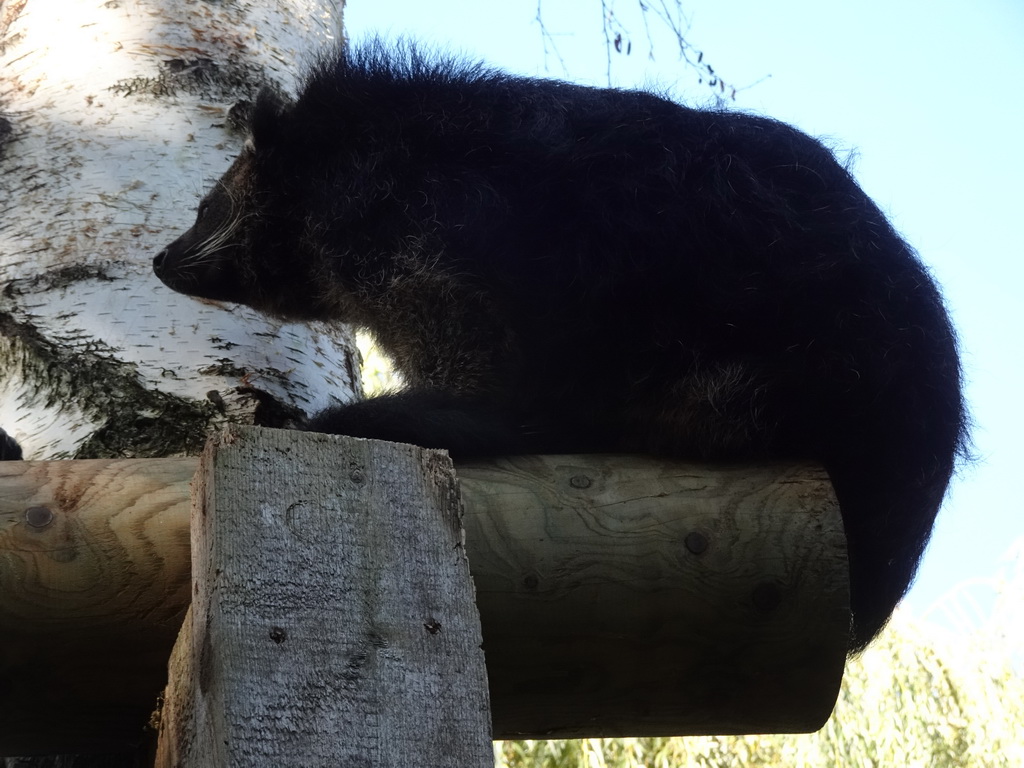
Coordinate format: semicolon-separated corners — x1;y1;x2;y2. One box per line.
154;426;492;767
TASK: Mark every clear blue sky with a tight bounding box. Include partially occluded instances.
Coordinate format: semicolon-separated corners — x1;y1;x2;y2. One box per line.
343;0;1024;631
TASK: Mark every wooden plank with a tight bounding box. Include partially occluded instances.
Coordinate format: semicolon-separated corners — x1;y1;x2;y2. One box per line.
153;427;493;767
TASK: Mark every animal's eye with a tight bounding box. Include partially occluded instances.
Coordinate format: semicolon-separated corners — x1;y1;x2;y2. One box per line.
197;202;210;222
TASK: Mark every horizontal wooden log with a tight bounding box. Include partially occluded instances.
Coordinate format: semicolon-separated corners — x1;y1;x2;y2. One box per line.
0;437;849;754
460;455;849;738
0;457;194;755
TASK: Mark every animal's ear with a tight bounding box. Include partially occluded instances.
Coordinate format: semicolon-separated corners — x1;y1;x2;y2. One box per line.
248;87;294;154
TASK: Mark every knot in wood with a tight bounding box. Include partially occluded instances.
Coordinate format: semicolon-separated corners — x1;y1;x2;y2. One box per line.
684;531;708;555
24;506;54;529
569;474;592;489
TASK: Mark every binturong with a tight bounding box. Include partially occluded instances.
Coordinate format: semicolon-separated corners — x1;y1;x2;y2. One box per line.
154;41;968;653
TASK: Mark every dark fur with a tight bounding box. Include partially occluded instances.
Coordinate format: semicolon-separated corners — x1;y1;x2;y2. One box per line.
154;42;967;652
0;428;22;460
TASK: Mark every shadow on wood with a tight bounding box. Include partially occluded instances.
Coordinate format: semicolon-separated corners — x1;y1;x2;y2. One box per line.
460;454;849;737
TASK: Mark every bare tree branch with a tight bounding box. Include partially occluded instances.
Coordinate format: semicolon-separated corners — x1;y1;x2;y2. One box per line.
536;0;762;102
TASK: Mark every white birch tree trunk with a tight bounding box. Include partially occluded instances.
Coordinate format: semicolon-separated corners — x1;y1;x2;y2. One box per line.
1;0;351;761
0;0;355;462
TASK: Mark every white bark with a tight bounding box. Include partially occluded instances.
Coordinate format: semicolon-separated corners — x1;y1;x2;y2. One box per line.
0;0;355;460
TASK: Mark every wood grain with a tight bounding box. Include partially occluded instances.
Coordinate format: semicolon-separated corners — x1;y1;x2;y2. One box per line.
0;457;193;754
0;458;194;624
0;440;849;753
458;455;849;737
154;427;492;767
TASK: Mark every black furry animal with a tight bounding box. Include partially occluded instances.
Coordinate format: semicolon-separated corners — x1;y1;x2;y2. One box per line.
0;428;22;460
153;43;967;652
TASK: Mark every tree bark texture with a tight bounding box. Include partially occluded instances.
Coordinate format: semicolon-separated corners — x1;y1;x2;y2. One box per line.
1;0;353;763
0;0;355;462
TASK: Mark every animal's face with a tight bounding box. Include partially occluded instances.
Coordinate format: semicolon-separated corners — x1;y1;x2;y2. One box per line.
153;151;257;306
154;149;332;321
